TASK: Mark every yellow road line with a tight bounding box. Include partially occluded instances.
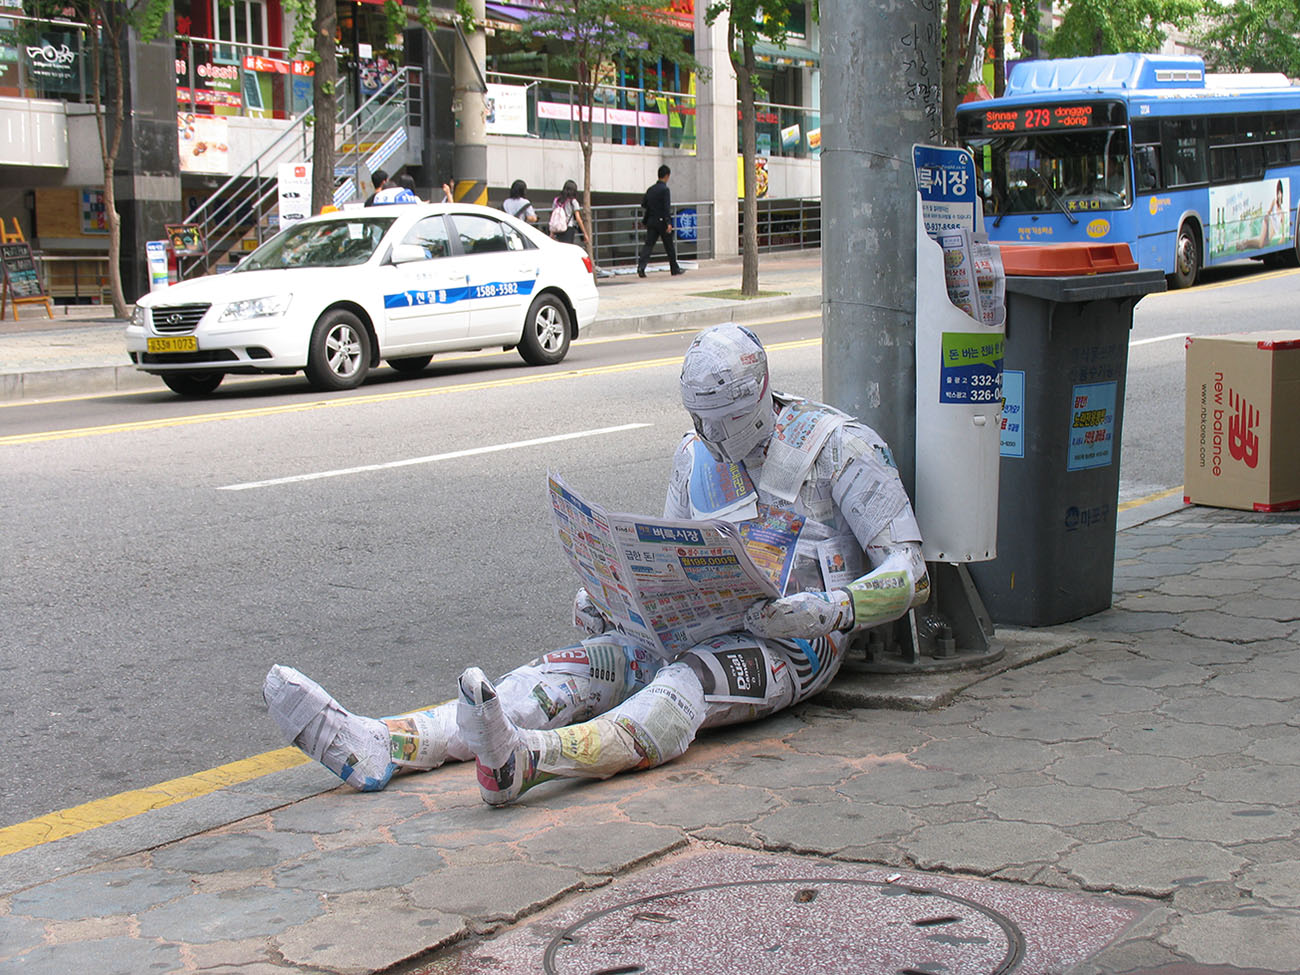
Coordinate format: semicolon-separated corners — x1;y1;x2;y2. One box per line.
1118;485;1184;511
0;748;309;858
0;338;821;447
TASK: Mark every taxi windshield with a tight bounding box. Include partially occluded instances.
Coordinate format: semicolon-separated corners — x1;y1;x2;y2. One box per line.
238;217;397;270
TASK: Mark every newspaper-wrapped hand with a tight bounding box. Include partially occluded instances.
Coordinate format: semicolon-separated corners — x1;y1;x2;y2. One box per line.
743;590;854;640
573;587;611;635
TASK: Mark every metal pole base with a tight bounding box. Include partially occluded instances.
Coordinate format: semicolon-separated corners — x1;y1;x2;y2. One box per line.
855;562;1003;674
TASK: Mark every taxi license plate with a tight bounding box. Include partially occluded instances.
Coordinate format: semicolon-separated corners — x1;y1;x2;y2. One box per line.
147;336;198;353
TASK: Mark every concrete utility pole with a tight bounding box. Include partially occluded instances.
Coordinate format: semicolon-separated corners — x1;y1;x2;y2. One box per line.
452;0;488;204
820;0;941;498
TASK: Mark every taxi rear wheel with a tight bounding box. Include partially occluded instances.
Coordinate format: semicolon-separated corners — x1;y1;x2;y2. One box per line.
306;310;371;391
162;371;224;396
518;294;570;366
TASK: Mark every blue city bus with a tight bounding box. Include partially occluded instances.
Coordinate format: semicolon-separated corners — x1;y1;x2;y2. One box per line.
957;53;1300;288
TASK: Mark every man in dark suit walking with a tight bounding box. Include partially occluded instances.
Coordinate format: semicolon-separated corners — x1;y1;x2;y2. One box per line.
637;164;684;277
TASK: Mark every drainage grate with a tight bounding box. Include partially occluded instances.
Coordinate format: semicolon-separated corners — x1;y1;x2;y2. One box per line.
544;878;1025;975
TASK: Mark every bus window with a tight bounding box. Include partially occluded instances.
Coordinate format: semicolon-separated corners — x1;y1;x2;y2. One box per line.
1264;113;1288;166
1134;145;1160;191
1161;118;1206;186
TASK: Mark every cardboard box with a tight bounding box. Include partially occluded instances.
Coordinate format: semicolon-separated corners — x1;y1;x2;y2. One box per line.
1184;331;1300;512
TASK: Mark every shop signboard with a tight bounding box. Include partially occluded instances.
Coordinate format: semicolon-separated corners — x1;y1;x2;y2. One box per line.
178;113;230;174
912;143;977;237
1;241;44;298
146;240;171;291
24;33;80;94
278;163;312;228
166;223;206;256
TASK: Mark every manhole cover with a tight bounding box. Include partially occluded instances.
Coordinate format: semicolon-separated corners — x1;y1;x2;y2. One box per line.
544;878;1025;975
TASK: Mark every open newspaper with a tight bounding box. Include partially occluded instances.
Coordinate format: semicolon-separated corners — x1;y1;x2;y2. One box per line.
549;472;783;659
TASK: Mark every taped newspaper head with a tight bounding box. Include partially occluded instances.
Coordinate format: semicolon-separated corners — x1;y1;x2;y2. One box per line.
680;323;773;462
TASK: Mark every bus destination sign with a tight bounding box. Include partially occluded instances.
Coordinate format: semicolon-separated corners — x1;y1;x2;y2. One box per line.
981;103;1094;133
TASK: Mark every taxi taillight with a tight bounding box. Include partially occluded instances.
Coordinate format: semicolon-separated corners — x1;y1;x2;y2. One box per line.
582;255;593;274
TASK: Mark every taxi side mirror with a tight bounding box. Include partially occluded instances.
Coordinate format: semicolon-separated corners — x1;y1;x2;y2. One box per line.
391;243;430;264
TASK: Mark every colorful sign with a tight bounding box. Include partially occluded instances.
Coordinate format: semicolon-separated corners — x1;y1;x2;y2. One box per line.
278;162;312;227
1066;380;1117;471
940;332;1003;405
165;224;206;256
146;240;171;291
80;189;109;234
913;144;977;236
999;369;1025;458
1209;178;1292;259
177;113;230;175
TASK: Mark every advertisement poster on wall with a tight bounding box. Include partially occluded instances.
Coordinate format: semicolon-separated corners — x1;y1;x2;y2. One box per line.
177;113;230;174
24;33;80;96
485;83;529;136
737;156;769;199
278;163;312;228
80;189;109;234
1208;177;1291;259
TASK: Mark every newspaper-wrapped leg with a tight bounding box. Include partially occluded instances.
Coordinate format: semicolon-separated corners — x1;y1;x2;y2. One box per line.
263;665;396;792
458;661;706;806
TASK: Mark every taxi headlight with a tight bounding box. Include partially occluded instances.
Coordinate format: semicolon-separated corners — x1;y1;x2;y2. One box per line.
129;306;146;328
219;295;292;322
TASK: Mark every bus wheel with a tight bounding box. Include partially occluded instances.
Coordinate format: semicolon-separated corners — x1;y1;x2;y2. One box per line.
1171;222;1201;289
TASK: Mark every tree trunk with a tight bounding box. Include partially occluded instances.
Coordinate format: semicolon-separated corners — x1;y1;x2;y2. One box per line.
311;0;338;215
993;0;1006;97
93;13;128;317
577;60;596;269
737;43;758;297
942;0;964;145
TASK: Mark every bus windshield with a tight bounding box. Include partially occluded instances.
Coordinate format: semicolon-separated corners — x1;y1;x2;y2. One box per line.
969;127;1132;218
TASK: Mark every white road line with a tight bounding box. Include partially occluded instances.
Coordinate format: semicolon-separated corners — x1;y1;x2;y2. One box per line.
219;423;653;491
1131;332;1188;348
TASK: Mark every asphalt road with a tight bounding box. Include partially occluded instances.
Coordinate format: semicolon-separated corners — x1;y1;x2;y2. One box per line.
1;263;1295;828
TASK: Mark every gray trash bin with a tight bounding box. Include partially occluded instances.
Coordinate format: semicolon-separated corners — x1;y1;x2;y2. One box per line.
969;250;1166;626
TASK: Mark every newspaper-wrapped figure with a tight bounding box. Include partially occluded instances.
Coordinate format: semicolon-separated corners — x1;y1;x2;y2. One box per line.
263;324;930;803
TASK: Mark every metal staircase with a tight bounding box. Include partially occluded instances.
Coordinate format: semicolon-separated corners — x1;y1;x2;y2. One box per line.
179;67;422;279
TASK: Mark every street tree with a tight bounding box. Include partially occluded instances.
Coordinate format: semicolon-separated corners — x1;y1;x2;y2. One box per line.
493;0;699;266
704;0;796;296
1194;0;1300;78
940;0;1037;144
1045;0;1199;58
25;0;169;317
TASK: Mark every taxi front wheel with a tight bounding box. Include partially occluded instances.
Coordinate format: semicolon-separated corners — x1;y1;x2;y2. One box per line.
518;293;570;366
306;310;371;391
162;371;224;396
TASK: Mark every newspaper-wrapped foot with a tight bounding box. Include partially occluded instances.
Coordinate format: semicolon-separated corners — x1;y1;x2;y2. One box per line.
263;665;395;792
457;666;551;806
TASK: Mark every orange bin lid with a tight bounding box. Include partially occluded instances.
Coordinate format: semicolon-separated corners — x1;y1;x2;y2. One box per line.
998;242;1138;276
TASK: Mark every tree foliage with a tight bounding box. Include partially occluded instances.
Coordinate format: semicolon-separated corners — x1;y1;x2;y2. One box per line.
25;0;170;315
940;0;1038;145
499;0;700;266
1194;0;1300;77
1045;0;1199;58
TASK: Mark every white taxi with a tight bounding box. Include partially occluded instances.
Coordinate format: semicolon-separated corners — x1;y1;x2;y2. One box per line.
127;203;599;395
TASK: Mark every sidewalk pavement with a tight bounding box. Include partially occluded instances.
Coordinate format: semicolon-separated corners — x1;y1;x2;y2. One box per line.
0;252;823;401
4;253;1300;973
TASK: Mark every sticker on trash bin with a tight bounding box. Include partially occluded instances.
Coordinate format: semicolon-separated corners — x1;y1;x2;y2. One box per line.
1000;370;1025;458
940;332;1003;404
1067;380;1117;470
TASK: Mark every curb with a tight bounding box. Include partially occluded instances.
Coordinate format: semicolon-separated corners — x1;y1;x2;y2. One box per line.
0;295;821;402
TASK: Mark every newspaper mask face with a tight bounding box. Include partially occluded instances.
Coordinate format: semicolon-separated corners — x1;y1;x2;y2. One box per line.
680;324;773;462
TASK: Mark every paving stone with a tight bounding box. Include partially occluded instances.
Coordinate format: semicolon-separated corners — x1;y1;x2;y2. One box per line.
834;761;987;808
1030;679;1167;715
1103;717;1257;759
517;821;683;874
1192;562;1290;581
1158;577;1260;597
1178;612;1296;642
270;790;433;833
1244;734;1300;766
980;783;1141;826
1082;657;1212;689
407;859;585;920
782;711;922;758
909;734;1061;775
1049;753;1198;791
1114;593;1223;613
1133;800;1300;843
1074;610;1186;634
974;705;1115;743
1062;836;1246;896
8;866;192;920
908;819;1075;873
618;781;778;829
1218;596;1300;622
1193;764;1300;806
0;915;50;963
1;935;183;975
1138;636;1261;667
277;890;461;975
749;798;917;853
1159;693;1296;728
389;804;533;849
709;750;855;789
1204;668;1300;701
274;842;442;893
1239;860;1300;908
150;830;317;874
1163;906;1300;972
138;886;323;942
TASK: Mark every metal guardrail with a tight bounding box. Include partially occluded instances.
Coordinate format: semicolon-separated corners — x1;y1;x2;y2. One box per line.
178;67;416;280
33;254;110;304
538;197;819;269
